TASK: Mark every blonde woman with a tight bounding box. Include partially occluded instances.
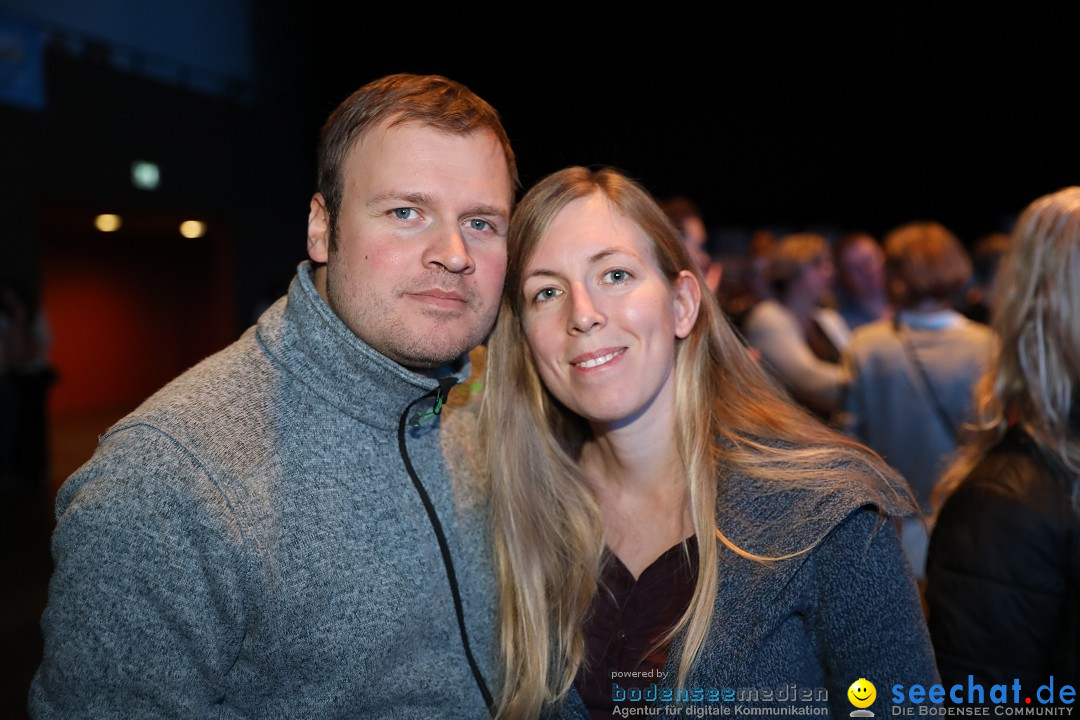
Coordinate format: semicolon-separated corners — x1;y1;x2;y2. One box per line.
482;166;937;719
926;187;1080;691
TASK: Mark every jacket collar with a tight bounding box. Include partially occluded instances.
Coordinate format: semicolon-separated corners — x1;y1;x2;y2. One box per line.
257;261;471;431
663;469;912;683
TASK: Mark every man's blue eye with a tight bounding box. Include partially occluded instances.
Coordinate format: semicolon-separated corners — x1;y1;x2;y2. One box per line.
469;218;492;231
393;208;418;220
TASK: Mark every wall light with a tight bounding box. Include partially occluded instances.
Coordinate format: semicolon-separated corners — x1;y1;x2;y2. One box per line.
132;161;160;190
94;214;122;232
179;220;206;239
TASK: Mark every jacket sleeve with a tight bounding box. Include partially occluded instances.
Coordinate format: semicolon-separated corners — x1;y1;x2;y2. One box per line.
925;470;1071;688
29;425;250;720
809;506;940;716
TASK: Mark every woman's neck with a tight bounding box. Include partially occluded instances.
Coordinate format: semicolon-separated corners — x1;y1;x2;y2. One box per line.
783;292;817;323
581;382;693;578
583;422;680;493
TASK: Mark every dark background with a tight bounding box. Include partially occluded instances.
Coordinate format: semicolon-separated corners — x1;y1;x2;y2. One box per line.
5;5;1080;312
1;3;1078;717
284;5;1080;245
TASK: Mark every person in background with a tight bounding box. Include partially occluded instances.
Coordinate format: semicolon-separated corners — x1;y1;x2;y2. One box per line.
833;230;891;331
724;229;775;333
0;282;54;490
660;196;723;296
959;231;1009;325
926;187;1080;693
742;233;850;418
840;221;995;580
483;166;937;719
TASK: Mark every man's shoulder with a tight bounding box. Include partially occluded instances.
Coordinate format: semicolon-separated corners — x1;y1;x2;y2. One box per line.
94;325;288;484
122;326;264;416
846;318;899;350
842;320;904;381
950;317;997;347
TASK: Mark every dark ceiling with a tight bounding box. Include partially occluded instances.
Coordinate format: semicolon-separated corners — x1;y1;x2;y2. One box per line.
261;5;1080;245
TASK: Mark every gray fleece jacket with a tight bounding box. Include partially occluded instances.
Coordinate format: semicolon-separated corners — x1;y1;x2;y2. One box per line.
30;261;496;719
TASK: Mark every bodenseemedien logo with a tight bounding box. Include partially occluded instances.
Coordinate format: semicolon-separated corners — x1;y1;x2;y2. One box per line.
849;679;877;717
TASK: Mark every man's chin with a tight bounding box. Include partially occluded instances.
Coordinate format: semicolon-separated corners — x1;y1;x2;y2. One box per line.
389;332;479;373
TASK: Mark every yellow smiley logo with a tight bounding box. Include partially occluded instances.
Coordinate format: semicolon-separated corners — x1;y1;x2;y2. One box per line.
848;678;876;709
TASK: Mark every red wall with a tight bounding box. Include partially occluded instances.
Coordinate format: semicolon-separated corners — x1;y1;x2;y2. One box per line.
41;207;237;418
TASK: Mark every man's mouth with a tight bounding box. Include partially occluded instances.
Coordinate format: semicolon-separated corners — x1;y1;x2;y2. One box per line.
407;288;468;308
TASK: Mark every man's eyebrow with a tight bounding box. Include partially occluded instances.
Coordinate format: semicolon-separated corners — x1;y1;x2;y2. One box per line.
461;204;509;220
368;193;508;220
369;190;437;207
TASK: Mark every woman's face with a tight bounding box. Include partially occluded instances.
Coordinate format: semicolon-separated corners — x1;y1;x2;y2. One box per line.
519;192;699;428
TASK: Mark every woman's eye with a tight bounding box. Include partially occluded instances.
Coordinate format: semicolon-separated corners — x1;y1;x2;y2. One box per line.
603;269;631;284
533;287;562;303
393;208;420;220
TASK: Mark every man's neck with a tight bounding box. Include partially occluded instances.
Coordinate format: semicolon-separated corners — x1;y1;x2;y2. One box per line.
412;363;456;378
311;263;330;304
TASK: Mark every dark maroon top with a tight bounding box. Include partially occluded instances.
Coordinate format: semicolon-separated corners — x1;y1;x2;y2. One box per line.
575;536;699;718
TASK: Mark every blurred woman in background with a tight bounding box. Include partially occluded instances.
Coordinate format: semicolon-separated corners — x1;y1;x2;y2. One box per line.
926;186;1080;690
742;233;850;417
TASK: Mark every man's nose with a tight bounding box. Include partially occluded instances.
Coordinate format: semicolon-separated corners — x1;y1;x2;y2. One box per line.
423;224;474;274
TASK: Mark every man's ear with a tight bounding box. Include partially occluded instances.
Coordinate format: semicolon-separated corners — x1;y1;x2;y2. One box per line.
308;193;330;263
673;270;702;339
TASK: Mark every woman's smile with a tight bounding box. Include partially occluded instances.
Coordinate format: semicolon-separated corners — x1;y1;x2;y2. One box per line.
570;347;626;370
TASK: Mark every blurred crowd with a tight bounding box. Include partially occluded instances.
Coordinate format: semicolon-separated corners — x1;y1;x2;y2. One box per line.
659;200;1011;577
661;191;1079;688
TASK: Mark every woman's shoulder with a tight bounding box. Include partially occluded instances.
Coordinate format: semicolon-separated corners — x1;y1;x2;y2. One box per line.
929;431;1078;602
940;430;1077;533
715;448;913;558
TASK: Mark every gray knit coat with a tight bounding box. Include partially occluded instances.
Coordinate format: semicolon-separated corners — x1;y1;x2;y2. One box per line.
553;470;940;718
30;262;496;719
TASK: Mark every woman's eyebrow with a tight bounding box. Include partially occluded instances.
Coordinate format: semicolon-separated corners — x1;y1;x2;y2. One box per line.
525;247;641;281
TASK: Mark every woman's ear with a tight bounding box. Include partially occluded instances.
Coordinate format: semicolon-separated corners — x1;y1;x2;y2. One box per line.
673;270;702;339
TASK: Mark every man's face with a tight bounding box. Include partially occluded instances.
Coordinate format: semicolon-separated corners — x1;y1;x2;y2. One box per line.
308;119;512;370
840;236;885;301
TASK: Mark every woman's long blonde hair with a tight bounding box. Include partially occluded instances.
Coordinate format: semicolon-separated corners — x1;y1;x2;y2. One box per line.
482;167;909;719
933;186;1080;511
